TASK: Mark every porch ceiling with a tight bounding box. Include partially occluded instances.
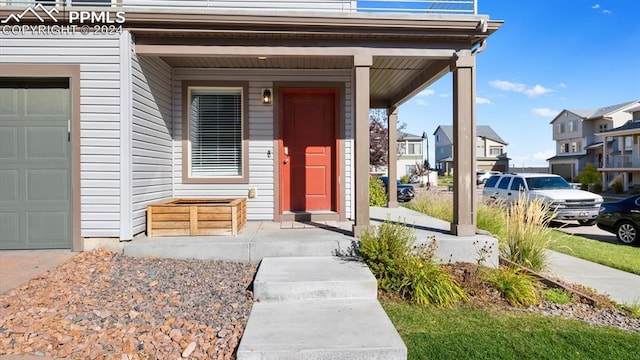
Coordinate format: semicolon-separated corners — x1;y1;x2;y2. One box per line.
130;11;501;108
159;55;438;107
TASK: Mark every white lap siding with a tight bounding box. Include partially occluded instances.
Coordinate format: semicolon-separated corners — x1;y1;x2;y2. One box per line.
0;33;123;238
130;55;174;235
173;69;353;220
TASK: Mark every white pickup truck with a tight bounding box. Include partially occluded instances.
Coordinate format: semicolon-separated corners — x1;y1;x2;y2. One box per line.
482;173;603;225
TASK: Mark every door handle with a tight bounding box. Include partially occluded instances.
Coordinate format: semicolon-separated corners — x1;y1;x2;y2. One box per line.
283;158;289;164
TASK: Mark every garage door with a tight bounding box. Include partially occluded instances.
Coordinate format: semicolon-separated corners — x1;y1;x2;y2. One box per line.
0;78;72;249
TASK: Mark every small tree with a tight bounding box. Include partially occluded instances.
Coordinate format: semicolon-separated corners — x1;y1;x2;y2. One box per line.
577;163;600;190
369;109;406;167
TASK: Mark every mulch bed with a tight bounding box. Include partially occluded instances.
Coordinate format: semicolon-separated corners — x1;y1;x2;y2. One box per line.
0;249;256;359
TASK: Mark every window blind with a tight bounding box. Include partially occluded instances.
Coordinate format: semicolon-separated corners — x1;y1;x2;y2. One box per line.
190;88;242;177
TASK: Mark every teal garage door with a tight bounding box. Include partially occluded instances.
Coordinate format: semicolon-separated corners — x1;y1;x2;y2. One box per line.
0;78;72;249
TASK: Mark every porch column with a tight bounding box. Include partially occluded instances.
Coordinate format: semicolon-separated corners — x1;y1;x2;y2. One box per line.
602;136;607;190
353;54;373;237
451;51;477;236
387;107;399;208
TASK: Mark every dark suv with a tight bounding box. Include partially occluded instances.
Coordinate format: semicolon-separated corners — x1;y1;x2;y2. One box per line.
380;176;415;202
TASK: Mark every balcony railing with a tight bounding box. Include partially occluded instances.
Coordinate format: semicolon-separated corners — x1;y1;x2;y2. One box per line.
606;155;639;169
0;0;478;15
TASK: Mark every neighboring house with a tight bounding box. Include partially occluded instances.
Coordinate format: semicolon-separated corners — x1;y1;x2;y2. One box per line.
596;104;640;191
433;125;509;175
0;1;502;250
396;131;424;180
548;100;640;181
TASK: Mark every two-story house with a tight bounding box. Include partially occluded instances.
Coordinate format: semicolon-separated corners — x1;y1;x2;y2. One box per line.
433;125;509;175
396;131;424;179
548;100;639;181
0;1;502;251
596;104;640;191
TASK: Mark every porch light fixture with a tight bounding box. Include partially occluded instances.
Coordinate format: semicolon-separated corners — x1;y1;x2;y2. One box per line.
262;88;273;105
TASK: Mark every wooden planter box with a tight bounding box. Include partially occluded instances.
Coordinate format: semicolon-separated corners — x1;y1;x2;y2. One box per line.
147;198;247;237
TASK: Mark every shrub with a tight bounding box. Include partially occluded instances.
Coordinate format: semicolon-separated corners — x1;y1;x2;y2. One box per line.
400;174;410;184
484;266;539;307
590;182;603;194
359;218;466;307
577;163;600;187
401;255;468;307
359;218;415;292
369;176;387;207
502;194;554;272
541;288;573;305
612;179;624;194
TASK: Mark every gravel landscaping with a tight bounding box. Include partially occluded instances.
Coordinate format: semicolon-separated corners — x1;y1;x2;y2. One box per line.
1;248;638;359
0;249;256;359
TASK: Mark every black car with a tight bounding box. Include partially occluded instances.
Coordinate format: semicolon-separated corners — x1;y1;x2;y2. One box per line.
380;176;415;202
596;195;640;245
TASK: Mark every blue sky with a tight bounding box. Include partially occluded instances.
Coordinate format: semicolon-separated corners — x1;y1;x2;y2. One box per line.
397;1;640;168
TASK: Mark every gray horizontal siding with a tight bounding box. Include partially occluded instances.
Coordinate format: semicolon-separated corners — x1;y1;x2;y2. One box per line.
131;55;174;234
0;33;122;237
172;69;352;220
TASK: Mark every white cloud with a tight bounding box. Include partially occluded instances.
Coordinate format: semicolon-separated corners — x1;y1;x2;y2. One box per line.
557;83;567;88
418;89;435;96
509;150;555;168
489;80;554;97
416;99;429;106
533;150;555;161
602;9;612;14
476;97;491;105
592;4;600;9
531;108;558;117
489;80;526;92
525;84;554;97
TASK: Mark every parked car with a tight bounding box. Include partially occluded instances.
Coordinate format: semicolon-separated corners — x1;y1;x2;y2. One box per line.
476;170;501;185
596;195;640;245
380;176;415;202
482;173;603;225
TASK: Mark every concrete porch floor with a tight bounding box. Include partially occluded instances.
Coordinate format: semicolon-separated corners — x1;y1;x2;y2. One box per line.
111;207;499;266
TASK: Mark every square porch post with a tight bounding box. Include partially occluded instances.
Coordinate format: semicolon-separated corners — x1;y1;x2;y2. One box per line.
451;51;477;236
353;54;373;237
387;107;399;208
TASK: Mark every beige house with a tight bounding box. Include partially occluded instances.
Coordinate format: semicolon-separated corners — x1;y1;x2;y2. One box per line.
596;104;640;191
433;125;509;175
0;1;503;251
548;100;639;181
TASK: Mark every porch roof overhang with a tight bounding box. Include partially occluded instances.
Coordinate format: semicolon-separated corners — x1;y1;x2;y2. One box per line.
126;10;502;108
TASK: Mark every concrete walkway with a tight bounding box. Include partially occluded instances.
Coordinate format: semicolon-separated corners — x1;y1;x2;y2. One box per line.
237;257;406;360
0;250;76;295
545;250;640;305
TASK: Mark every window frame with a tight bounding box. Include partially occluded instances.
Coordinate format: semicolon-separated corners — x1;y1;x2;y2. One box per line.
182;81;249;184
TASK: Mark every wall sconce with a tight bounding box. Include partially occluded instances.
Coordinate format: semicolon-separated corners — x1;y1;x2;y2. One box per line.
261;88;273;105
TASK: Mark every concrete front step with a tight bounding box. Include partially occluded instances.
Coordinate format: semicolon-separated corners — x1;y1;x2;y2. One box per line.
237;299;407;360
253;257;378;301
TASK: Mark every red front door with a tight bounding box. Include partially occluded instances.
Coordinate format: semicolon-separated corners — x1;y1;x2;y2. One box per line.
280;89;337;212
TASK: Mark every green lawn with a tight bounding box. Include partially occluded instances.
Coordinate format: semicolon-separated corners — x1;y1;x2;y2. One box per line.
383;300;640;360
548;230;640;275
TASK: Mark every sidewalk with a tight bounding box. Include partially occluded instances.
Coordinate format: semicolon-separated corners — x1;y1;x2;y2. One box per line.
545;250;640;305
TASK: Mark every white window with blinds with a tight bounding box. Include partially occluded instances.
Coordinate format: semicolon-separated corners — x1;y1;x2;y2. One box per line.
186;87;245;180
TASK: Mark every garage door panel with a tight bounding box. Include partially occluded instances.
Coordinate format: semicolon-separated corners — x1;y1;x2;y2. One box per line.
0;169;19;202
27;169;69;201
0;213;20;246
25;89;69;116
0;127;18;158
0;89;18;116
26;212;69;246
26;127;68;159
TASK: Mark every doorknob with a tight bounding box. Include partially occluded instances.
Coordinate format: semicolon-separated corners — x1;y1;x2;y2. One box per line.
283;158;289;164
